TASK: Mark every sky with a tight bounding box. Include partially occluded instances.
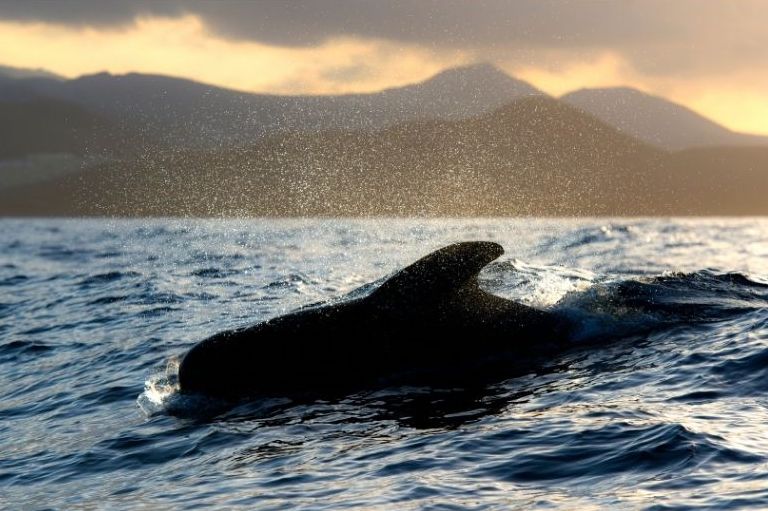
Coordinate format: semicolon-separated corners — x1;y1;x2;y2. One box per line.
1;0;767;135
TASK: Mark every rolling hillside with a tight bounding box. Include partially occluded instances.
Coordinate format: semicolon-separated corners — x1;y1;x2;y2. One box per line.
0;99;117;159
1;65;767;217
0;63;542;149
0;96;672;216
562;87;768;150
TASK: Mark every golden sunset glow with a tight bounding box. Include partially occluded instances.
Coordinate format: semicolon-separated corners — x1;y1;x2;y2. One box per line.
509;54;768;136
508;52;641;97
0;15;467;95
680;89;768;136
1;14;767;135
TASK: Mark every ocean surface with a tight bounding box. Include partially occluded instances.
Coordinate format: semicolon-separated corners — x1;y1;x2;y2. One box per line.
2;218;768;510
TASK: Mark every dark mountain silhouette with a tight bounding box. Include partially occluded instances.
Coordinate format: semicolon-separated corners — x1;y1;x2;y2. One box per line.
369;63;542;120
0;96;679;216
3;94;766;217
0;99;117;159
3;63;767;155
1;64;766;216
0;63;542;148
562;87;768;150
0;65;63;80
660;146;768;215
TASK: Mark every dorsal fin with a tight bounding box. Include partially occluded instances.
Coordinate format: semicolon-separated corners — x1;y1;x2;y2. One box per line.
372;241;503;304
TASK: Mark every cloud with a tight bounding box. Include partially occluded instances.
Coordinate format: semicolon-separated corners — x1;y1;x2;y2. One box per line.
0;1;679;46
0;1;180;27
2;0;767;78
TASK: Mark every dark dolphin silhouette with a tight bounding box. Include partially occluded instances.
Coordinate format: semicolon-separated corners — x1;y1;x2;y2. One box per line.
178;241;571;398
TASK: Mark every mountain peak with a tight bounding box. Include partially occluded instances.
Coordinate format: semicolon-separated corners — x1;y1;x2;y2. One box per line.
560;86;760;149
421;63;541;96
429;62;509;80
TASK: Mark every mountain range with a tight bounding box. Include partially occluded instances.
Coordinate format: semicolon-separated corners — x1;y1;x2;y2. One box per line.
0;63;542;153
562;87;768;150
0;63;766;216
0;65;63;81
3;63;766;154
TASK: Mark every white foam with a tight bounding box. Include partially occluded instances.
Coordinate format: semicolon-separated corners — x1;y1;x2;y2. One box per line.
137;357;180;416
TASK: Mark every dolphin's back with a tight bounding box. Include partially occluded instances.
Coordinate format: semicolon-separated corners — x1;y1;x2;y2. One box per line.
371;241;504;306
178;241;565;398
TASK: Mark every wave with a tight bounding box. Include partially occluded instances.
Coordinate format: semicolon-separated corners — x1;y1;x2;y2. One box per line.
471;422;762;483
554;270;768;343
79;271;142;287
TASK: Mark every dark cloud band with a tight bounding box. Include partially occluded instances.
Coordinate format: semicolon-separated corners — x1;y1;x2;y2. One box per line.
0;0;727;46
0;0;765;75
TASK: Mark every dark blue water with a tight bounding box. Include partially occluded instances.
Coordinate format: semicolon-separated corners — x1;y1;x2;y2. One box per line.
2;218;768;509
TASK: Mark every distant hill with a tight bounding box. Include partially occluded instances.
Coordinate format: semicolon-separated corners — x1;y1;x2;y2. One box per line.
661;146;768;215
7;96;768;216
562;87;768;150
0;63;542;149
1;65;767;217
0;96;675;216
4;64;768;154
370;63;542;120
0;65;63;80
0;97;135;190
0;99;116;159
3;95;766;217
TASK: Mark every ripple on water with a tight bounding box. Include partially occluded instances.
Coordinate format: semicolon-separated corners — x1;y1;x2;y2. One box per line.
87;295;130;306
470;422;761;483
0;339;54;359
79;271;142;287
0;275;29;286
190;268;240;279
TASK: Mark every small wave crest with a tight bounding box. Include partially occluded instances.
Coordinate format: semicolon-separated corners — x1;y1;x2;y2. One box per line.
137;357;236;419
482;260;595;307
471;422;761;483
137;358;181;417
79;271;141;287
552;270;768;343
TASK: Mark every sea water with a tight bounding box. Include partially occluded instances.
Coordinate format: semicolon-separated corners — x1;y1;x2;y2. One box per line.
2;218;768;510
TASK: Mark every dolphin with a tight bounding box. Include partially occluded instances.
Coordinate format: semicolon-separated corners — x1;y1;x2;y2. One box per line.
178;241;571;398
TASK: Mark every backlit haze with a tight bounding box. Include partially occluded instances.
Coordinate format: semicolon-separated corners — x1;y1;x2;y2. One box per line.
1;0;767;135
